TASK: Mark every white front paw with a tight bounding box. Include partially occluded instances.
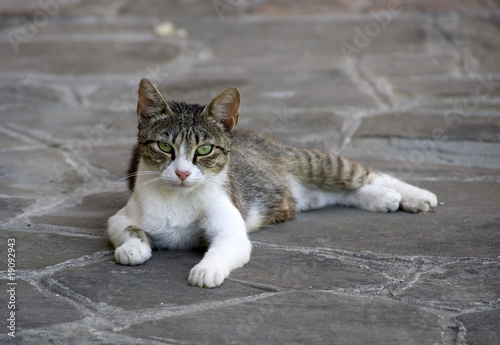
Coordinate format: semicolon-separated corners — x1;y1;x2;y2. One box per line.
114;239;152;266
400;188;438;213
188;262;230;288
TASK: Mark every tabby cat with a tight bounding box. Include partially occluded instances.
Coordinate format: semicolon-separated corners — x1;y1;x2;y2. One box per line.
107;79;437;288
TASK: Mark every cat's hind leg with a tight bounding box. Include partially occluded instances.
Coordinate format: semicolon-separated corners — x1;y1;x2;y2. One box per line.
344;173;437;213
344;184;402;212
287;146;436;213
369;173;438;213
108;207;152;265
290;181;399;213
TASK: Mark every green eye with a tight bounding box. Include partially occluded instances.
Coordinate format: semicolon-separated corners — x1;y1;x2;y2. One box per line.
158;142;173;153
196;144;213;156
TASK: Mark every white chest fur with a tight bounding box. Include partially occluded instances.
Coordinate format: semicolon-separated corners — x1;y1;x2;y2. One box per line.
127;171;228;250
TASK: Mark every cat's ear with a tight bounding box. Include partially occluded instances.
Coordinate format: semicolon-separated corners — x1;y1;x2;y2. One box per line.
137;78;172;124
204;87;240;132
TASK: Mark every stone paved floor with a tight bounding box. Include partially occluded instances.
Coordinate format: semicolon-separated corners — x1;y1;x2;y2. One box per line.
1;1;500;344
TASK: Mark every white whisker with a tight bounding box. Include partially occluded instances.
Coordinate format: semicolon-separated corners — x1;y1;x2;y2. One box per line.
117;170;161;184
119;176;164;203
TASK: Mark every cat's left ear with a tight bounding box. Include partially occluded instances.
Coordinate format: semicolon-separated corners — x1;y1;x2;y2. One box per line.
137;78;172;124
204;87;240;132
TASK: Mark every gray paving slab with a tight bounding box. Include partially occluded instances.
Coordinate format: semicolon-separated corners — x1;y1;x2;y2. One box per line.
398;261;500;306
121;291;444;345
230;248;389;290
0;81;76;107
437;15;500;75
1;36;181;76
0;149;84;198
456;309;500;345
0;1;499;344
52;251;265;311
0;106;137;144
250;181;500;258
0;279;85;331
0;198;34;222
355;112;500;141
0;230;111;270
31;192;127;231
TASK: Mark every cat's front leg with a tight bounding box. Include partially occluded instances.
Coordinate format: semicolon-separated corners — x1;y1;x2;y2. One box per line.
108;207;152;266
188;198;251;288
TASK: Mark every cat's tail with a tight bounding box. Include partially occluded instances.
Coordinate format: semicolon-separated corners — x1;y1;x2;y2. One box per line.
289;147;375;191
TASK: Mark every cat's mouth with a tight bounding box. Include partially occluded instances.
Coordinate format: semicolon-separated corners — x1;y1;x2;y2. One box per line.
169;180;198;190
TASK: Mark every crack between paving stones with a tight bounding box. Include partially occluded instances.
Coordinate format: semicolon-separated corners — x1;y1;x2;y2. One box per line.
0;250;113;280
0;223;106;238
22;261;282;334
432;14;477;78
341;59;386;110
4;196;76;223
322;288;472;345
12;247;496;340
0;120;129;239
4;321;177;345
60;144;112;183
405;175;500;183
352;58;394;109
252;241;500;311
326;283;390;298
453;319;468;345
252;242;500;268
226;277;283;292
146;335;201;345
388;259;425;299
322;285;476;345
337;116;363;154
39;277;123;326
408;299;499;314
252;241;421;264
0;125;45;147
4;121;115;185
5;122;62;148
1;187;114;236
113;292;280;332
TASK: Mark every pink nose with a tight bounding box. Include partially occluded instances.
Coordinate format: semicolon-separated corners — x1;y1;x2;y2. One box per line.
175;170;191;182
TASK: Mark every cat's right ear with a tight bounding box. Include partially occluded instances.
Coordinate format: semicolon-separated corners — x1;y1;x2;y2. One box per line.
137;78;172;124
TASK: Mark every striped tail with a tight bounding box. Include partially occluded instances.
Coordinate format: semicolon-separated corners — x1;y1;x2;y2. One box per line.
289;147;375;191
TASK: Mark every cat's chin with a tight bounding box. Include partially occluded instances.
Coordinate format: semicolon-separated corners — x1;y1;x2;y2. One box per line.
165;182;199;192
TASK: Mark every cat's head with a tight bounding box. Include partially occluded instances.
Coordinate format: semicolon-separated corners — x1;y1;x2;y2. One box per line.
134;78;240;192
